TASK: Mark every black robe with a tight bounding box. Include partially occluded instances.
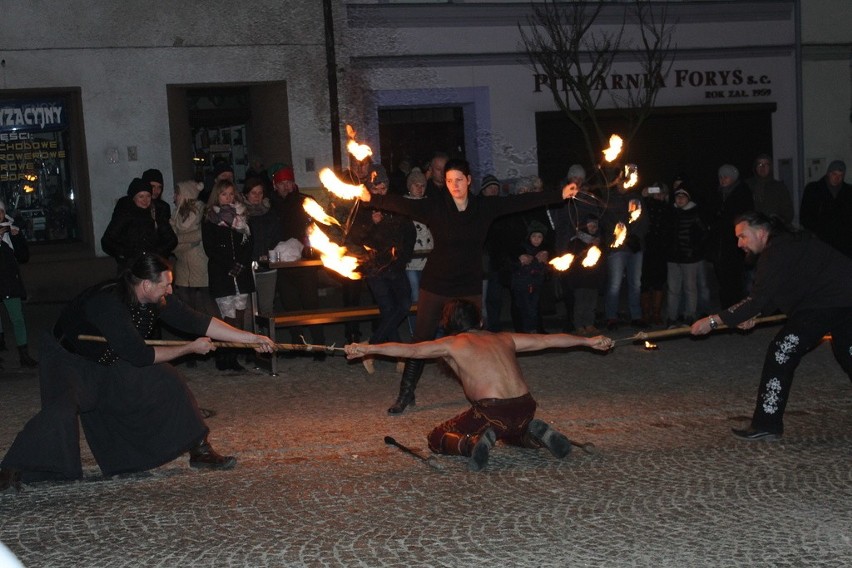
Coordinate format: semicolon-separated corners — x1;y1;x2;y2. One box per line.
1;285;212;481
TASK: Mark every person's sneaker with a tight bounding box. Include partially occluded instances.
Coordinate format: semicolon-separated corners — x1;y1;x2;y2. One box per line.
468;428;497;472
189;443;237;470
731;428;782;442
527;419;573;459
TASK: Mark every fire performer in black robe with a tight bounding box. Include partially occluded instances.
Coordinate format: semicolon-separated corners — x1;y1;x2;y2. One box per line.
0;254;275;492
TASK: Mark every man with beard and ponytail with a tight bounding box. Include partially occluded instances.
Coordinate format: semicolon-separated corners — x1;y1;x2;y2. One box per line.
0;253;276;493
345;299;612;471
691;212;852;441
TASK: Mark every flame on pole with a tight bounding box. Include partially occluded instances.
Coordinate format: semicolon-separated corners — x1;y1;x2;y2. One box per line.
549;253;575;272
582;246;602;267
602;135;624;163
345;124;373;162
303;197;342;227
319;168;364;200
611;222;627;248
307;223;362;279
623;164;639;189
628;198;642;223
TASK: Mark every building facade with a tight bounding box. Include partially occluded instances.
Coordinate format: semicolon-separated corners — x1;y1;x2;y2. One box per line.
0;0;849;258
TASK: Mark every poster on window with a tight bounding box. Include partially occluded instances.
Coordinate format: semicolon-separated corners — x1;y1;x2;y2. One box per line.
0;98;77;242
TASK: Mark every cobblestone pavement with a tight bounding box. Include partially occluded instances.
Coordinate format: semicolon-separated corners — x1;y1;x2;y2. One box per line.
0;305;850;567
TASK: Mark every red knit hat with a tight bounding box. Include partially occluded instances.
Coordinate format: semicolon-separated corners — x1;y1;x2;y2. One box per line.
273;167;295;183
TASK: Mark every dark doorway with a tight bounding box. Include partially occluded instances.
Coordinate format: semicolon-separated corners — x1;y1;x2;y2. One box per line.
378;106;465;178
536;104;776;204
167;82;291;187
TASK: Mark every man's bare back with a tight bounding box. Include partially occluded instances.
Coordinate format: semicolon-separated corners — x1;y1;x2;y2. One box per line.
344;330;612;402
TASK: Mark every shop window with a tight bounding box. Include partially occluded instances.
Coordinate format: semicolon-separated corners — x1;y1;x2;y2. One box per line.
0;97;81;242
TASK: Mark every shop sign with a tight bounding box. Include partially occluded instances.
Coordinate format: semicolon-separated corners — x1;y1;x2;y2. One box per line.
0;99;66;133
533;67;774;100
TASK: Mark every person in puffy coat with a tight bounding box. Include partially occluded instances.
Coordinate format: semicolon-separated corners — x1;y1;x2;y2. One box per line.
101;178;177;271
170;180;217;348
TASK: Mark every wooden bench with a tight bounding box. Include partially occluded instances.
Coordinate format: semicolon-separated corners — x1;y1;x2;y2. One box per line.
254;304;417;376
250;258;420;375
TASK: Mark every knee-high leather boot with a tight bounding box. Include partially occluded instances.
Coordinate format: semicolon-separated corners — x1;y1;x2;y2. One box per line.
387;359;425;414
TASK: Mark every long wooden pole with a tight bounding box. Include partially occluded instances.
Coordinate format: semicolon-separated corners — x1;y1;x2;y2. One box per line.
77;335;345;353
612;314;788;346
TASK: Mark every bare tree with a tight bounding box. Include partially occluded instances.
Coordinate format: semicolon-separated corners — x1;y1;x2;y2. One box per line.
519;0;676;172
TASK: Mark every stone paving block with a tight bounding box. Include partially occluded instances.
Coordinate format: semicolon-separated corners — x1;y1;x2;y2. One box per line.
1;312;850;566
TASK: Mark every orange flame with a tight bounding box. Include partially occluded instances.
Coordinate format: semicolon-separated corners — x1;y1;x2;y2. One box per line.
623;164;639;189
582;246;602;267
644;341;658;350
611;222;627;248
319;168;364;200
308;223;362;280
549;253;575;272
628;199;642;223
602;134;623;162
347;139;373;162
345;123;373;161
303;197;341;227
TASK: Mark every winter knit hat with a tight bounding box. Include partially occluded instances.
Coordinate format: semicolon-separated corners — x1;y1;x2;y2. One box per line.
406;167;426;190
827;160;846;174
527;220;549;237
127;177;152;198
272;167;295;184
142;168;164;186
718;164;739;182
175;180;203;201
370;164;390;187
480;174;500;194
566;164;586;182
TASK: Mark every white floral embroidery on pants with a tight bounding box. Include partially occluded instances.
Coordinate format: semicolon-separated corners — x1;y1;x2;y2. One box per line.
774;334;800;365
762;377;783;414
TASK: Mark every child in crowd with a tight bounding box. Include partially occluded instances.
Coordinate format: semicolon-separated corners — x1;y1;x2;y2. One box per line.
510;221;551;333
564;214;605;335
666;187;707;327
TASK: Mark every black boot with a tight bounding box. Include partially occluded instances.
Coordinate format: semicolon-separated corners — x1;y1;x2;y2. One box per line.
228;351;245;372
188;438;237;470
387;359;425;414
0;467;22;493
18;345;37;368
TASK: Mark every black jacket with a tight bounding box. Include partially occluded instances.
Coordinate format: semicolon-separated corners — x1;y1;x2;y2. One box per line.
799;177;852;259
101;197;177;265
201;222;255;298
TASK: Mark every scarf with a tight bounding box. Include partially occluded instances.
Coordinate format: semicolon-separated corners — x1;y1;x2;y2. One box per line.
0;218;17;250
206;203;251;243
244;198;271;218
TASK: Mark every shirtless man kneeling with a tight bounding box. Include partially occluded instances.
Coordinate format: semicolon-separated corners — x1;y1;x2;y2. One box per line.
344;299;613;471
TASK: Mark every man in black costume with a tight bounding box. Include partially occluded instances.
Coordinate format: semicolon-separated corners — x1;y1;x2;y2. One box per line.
0;254;275;492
